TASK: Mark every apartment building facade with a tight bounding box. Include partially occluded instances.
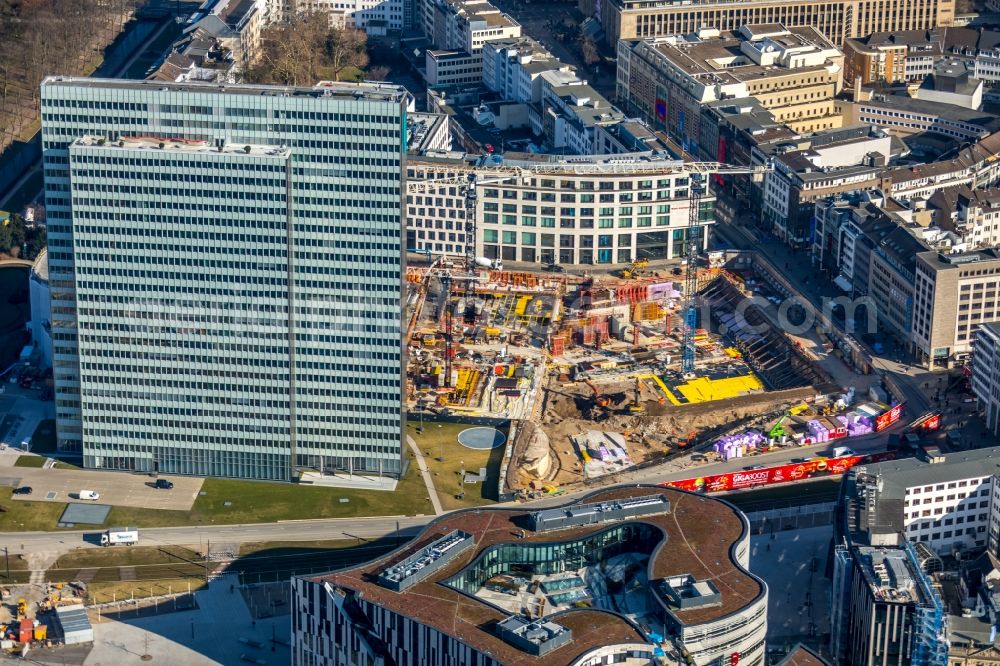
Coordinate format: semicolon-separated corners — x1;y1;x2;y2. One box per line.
617;25;844;152
40;77;408;480
406;153;713;265
761;128;891;247
972;323;1000;437
845;26;1000;87
595;0;954;49
912;249;1000;368
481;37;571;105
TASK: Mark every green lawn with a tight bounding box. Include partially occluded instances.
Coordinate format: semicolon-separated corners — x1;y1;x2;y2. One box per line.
14;454;46;467
13;454;77;469
1;449;434;532
408;420;505;512
0;488;69;531
53;545;200;570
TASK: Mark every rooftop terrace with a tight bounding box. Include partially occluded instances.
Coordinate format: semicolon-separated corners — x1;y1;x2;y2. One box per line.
314;485;763;666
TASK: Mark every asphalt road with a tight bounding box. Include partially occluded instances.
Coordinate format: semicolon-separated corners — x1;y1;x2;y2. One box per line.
0;433;890;552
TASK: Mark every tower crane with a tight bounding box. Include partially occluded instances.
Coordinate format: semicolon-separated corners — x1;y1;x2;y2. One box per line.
406;166;527;386
407;158;771;380
677;161;772;377
407;164;527;292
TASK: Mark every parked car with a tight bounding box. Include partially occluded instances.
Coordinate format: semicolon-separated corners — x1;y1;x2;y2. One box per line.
544;263;564;273
12;486;32;495
79;490;100;501
743;464;765;470
153;479;174;490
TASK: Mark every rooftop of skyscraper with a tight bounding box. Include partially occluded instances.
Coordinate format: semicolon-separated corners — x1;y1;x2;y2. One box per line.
72;135;291;158
41;76;410;105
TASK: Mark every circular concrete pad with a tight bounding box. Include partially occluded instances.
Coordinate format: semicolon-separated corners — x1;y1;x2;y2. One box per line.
458;427;506;450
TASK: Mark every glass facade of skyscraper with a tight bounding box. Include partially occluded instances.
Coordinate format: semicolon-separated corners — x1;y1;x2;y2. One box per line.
41;78;408;481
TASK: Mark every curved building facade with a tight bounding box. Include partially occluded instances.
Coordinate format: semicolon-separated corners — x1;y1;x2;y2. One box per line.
406;153;715;266
291;485;767;666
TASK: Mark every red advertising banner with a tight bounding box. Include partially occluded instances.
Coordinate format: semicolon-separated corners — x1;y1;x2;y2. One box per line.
875;403;904;432
662;452;895;494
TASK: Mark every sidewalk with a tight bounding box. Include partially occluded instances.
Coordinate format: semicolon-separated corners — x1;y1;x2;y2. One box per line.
86;574;289;666
406;435;444;515
717;220;932;413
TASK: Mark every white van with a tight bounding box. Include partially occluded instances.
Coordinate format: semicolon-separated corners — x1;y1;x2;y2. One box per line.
79;490;100;501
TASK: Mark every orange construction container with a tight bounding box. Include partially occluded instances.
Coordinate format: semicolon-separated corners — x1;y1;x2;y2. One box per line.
19;618;32;643
551;336;565;357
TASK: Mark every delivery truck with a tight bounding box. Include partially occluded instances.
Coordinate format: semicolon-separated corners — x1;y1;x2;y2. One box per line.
101;527;139;546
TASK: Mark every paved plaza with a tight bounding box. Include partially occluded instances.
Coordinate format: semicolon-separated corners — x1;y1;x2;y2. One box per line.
749;524;833;651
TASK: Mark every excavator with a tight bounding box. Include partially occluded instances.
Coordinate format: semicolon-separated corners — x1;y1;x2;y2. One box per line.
583;379;611;408
581;379;613;421
619;258;649;280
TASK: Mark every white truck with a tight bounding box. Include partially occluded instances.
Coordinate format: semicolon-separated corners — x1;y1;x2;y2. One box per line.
101;527;139;547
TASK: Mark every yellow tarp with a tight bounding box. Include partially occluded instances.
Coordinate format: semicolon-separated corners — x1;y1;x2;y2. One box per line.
674;374;763;404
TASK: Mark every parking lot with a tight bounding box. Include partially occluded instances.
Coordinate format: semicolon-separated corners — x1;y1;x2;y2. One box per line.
0;378;55;449
0;457;203;511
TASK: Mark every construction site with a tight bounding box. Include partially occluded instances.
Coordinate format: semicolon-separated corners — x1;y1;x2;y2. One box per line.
403;156;849;497
405;250;840;494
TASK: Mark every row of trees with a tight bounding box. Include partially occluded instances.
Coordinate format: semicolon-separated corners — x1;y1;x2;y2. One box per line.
0;0;142;152
245;12;387;86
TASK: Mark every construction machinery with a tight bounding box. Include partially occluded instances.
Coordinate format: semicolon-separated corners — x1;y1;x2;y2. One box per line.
583;379;611;408
619;258;649;279
676;161;773;377
406;163;526;287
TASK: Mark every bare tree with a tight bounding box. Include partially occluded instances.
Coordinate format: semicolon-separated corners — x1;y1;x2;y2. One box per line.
580;35;600;66
245;12;372;84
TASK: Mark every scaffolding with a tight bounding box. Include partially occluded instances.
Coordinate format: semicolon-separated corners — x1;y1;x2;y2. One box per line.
905;541;949;666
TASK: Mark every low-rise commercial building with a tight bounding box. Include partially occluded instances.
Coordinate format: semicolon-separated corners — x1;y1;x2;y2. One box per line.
425;49;483;86
593;0;954;51
842;92;1000;141
812;191;933;344
913;60;984;111
420;0;520;86
929;185;1000;249
760;126;891;247
538;79;624;154
912;248;1000;368
617;25;844;152
481;37;571;104
406;152;714;265
422;0;520;55
298;0;404;32
292;486;769;666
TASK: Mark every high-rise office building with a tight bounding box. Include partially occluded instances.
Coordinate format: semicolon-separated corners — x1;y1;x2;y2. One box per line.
40;77;409;481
